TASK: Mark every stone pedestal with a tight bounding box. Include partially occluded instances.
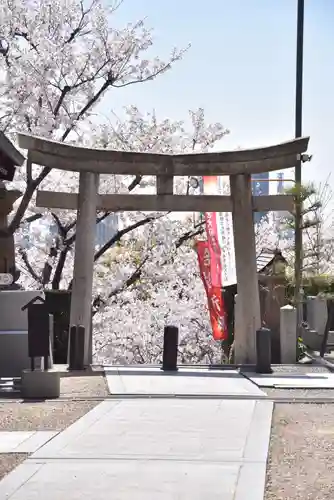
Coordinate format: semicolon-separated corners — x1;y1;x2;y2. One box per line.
21;369;60;399
280;305;297;363
259;275;288;363
302;296;334;351
306;296;327;335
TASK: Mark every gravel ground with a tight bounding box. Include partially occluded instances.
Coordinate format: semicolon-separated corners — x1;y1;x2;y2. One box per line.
0;373;109;482
265;403;334;500
268;364;330;374
265;387;334;399
0;400;99;431
0;373;109;431
60;373;109;398
0;454;28;482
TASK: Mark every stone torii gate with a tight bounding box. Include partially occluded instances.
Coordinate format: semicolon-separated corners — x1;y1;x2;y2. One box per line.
18;133;309;366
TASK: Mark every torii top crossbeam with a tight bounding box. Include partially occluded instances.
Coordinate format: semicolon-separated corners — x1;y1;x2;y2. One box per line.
18;133;309;177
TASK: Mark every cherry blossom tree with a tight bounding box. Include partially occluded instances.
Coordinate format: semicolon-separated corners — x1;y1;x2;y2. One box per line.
93;220;225;365
0;0;286;364
0;0;187;236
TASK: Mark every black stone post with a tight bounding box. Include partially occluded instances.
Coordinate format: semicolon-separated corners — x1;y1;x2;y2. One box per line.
162;325;179;371
69;325;85;371
256;327;272;374
22;296;51;371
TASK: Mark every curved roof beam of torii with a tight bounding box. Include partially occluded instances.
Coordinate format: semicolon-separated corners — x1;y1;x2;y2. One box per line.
17;133;309;177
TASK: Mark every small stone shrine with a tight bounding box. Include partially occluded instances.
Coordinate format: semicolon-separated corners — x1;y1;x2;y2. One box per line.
0;132;25;287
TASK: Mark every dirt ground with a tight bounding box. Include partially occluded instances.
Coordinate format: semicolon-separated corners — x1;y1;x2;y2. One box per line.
265;403;334;500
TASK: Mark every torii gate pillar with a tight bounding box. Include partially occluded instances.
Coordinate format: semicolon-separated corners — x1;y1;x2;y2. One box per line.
69;172;99;366
231;174;261;364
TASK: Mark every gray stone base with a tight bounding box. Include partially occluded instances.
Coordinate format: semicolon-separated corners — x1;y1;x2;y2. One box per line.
0;331;29;377
303;327;334;351
21;369;60;399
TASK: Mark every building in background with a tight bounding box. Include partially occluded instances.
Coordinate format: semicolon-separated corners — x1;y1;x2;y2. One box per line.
251;172;269;224
95;213;119;248
274;172;294;240
22;212;119;250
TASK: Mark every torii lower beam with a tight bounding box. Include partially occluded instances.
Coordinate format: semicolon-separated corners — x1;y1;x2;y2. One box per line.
35;189;294;366
35;192;295;213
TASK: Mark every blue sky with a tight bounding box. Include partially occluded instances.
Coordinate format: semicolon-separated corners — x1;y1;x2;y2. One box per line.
102;0;334;193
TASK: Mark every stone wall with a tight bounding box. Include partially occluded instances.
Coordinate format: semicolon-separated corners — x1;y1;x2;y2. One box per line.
0;290;44;377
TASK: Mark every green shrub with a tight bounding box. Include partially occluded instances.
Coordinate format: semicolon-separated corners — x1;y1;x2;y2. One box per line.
286;274;334;299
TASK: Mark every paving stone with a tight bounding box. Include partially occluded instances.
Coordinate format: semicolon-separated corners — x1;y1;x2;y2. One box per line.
0;432;34;453
0;460;240;500
0;431;58;453
105;367;266;396
32;400;258;461
244;372;334;389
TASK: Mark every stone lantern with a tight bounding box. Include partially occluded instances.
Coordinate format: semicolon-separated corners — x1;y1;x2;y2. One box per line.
0;132;25;280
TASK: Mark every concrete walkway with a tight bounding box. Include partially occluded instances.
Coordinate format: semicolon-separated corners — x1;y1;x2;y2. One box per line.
0;431;58;453
0;369;273;499
104;366;267;397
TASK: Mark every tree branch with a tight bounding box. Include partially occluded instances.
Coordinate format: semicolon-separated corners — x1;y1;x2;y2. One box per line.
49;211;115;289
53;85;71;116
51;212;67;239
41;246;58;286
13;30;39;52
92;255;149;316
61;77;113;141
64;0;95;44
128;175;142;192
109;256;148;297
52;246;70;289
18;248;42;283
94;214;164;262
175;224;204;249
26;155;33;184
8;167;51;234
22;213;42;225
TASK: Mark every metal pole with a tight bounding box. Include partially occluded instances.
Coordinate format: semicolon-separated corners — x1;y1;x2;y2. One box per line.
294;0;304;337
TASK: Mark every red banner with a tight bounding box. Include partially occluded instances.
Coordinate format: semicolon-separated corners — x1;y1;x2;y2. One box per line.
204;211;221;286
196;240;227;340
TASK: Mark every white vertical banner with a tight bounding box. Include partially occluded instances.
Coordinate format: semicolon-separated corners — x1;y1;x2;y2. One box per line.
203;176;236;286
